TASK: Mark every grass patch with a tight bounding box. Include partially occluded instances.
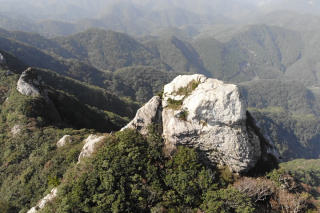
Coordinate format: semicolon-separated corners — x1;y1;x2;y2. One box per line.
167;79;201;110
176;79;200;96
167;98;183;110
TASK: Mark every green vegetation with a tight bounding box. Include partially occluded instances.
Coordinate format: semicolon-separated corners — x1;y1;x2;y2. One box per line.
111;66;180;102
166;80;200;111
176;79;200;96
249;108;320;160
201;187;255;213
0;124;92;212
167;98;183;110
55;29;166;72
281;159;320;187
40;129;256;213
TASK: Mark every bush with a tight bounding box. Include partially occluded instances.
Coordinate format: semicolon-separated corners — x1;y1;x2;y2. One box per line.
201;187;255;213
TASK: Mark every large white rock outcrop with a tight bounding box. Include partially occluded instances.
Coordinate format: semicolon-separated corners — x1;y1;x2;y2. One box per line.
124;74;279;173
17;68;42;97
121;96;161;135
27;188;57;213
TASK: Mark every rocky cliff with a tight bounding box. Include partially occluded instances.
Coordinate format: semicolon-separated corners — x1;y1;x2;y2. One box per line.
123;74;279;173
17;67;45;97
16;67;62;123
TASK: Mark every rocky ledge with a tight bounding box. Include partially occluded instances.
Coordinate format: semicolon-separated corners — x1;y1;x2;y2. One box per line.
123;74;279;173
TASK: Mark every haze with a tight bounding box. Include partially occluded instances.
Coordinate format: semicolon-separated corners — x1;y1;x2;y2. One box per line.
0;0;319;37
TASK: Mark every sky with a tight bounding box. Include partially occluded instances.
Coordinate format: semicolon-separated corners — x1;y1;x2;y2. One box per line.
0;0;319;22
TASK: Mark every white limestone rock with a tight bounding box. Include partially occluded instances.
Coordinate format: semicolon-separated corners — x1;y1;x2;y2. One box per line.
17;68;42;97
56;135;72;148
78;134;107;163
121;96;161;135
27;188;57;213
124;74;278;173
162;74;261;173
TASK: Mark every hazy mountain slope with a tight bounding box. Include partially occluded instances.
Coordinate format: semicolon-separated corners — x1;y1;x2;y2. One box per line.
240;80;317;115
0;33;113;88
239;79;320;160
143;36;210;75
0;14;38;33
55;29;168;71
110;66;182;102
193;25;303;82
0;35;68;71
192;37;225;79
0;28;75;59
0;50;27;73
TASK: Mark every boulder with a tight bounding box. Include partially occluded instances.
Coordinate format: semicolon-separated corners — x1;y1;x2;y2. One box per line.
121;96;162;135
78;134;107;163
17;67;42;97
56;135;72;148
124;74;279;173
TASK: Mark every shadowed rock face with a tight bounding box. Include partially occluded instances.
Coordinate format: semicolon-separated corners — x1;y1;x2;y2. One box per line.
121;96;162;135
124;74;279;173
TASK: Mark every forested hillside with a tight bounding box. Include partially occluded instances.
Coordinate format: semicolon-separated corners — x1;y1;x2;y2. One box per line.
0;1;320;211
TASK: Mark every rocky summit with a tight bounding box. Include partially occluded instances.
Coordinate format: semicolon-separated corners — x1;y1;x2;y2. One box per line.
124;74;279;173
